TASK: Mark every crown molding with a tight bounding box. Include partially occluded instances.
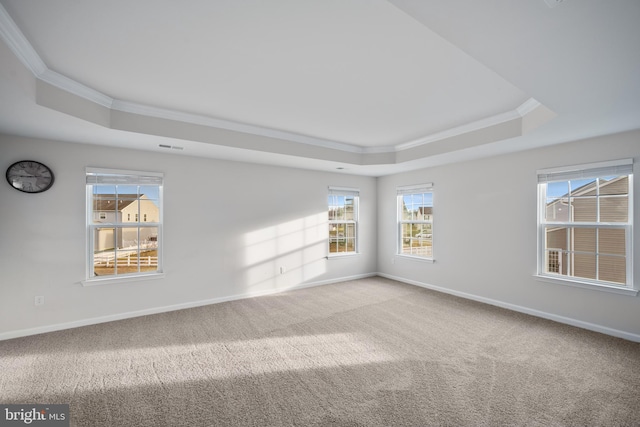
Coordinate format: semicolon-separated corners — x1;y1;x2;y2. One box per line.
0;3;46;75
395;109;520;152
394;98;540;152
39;69;113;108
517;98;541;116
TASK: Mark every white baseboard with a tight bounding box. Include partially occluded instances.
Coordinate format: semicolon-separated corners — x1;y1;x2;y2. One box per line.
377;273;640;343
0;273;376;341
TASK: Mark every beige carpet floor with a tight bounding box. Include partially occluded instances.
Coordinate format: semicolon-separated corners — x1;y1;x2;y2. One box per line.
1;277;639;426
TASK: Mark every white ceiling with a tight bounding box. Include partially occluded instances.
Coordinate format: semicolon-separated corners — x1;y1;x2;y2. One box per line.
0;0;639;176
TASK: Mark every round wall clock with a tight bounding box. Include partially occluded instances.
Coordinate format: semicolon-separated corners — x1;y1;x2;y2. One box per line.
5;160;55;193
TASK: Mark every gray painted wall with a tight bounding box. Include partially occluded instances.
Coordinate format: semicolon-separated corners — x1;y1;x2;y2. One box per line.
377;130;640;339
0;134;377;338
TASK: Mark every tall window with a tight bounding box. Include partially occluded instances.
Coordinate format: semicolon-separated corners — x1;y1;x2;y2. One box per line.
537;159;633;290
398;184;433;259
328;187;359;255
86;168;163;281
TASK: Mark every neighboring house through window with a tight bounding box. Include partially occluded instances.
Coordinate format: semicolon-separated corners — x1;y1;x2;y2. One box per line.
86;167;163;282
328;187;359;255
397;184;434;259
537;159;634;293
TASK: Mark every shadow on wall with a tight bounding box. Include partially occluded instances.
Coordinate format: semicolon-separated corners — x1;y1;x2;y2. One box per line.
241;212;328;293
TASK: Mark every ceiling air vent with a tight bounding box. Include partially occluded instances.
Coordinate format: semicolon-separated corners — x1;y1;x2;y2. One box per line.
159;144;184;151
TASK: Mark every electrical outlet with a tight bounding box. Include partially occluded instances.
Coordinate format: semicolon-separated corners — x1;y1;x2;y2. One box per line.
35;295;45;306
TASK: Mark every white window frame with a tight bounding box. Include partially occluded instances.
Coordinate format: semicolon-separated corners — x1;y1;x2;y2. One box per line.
328;186;359;257
397;183;434;262
83;167;164;286
536;159;635;295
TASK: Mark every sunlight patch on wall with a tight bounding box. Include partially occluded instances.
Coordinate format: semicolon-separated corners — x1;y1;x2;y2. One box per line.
241;213;328;291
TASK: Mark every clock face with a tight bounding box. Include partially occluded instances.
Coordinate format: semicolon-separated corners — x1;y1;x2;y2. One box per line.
6;160;55;193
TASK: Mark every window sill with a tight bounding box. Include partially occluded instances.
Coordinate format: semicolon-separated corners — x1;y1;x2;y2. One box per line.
534;275;638;296
395;254;435;264
327;253;359;259
81;272;165;287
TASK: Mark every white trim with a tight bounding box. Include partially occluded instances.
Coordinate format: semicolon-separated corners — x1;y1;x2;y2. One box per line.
394;254;435;264
327;253;360;259
328;186;360;194
397;183;434;194
378;273;640;343
534;275;638;296
39;69;113;108
537;158;633;177
86;166;164;178
0;273;375;342
0;3;46;75
516;98;542;116
81;272;165;287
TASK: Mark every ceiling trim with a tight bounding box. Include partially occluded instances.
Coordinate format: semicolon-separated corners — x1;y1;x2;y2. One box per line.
393;99;543;153
39;68;113;108
0;3;45;75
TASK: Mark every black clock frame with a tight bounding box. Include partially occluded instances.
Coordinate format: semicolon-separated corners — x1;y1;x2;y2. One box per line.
5;160;55;194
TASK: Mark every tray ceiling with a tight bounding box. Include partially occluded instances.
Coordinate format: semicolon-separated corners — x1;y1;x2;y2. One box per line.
1;0;638;175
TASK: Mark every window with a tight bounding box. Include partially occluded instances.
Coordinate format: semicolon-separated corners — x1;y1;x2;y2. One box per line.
86;168;163;282
398;184;433;259
537;159;634;291
328;187;359;255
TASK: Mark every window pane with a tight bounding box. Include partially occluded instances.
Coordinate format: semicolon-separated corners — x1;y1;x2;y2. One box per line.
545;227;567;252
344;238;356;253
120;226;138;250
545;197;569;222
139;229;159;273
139;197;160;223
573;253;596;280
545;249;565;274
600;196;628;222
571;197;596;222
573;228;596;253
328;195;344;221
598;255;626;284
599;176;628;196
92;194;116;224
344;223;356;240
94;227;116;277
570;178;596;196
345;196;355;220
546;181;569;199
328;224;339;253
401;196;412;221
598;228;625;255
139;185;160;203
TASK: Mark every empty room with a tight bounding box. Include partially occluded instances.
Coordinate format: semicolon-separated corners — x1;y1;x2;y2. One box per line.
1;1;639;426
